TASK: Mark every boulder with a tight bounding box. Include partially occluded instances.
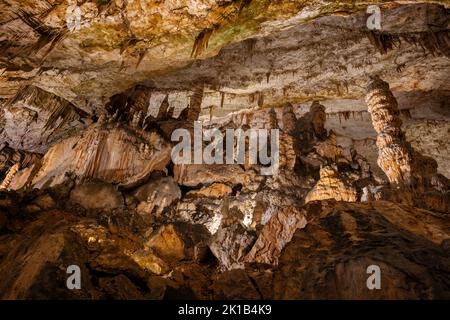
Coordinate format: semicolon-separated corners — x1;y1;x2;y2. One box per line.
147;224;185;262
70;181;123;210
133;176;181;216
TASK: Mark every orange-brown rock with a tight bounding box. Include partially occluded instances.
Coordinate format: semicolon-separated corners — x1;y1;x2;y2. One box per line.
146;224;186;263
187;183;232;199
304;166;357;204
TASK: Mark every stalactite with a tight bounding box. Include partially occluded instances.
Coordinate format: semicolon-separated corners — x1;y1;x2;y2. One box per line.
136;50;147;69
208;105;214;122
257;92;264;108
7;86;84;135
367;30;450;57
15;9;67;58
342;111;351;121
220;92;225;109
249;93;255;104
44;100;80;132
266;107;277;129
245;38;257;56
281;103;296;135
157;95;170;120
191;28;214;58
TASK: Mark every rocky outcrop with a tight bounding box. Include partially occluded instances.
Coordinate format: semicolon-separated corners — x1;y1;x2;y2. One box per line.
209;224;256;270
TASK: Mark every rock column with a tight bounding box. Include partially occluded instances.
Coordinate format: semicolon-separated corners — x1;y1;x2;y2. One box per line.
366;76;414;185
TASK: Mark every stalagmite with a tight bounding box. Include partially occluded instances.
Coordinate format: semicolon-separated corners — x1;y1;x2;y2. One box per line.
304;165;357;204
0;162;20;190
366;76;417;185
366;76;415;185
279;104;296;171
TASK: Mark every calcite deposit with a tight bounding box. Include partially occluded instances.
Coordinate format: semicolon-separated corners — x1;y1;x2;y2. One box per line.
0;0;449;301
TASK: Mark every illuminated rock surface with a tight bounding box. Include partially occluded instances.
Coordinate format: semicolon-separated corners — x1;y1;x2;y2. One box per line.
0;0;449;300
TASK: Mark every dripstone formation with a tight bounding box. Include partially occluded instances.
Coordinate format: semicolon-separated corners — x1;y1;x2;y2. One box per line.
0;0;449;300
366;76;415;186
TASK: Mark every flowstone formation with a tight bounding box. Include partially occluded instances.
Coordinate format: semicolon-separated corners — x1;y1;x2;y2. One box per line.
0;0;449;301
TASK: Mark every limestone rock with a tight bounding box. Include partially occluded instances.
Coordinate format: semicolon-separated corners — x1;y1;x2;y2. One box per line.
314;131;350;164
147;225;185;262
366;76;415;185
174;164;254;187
